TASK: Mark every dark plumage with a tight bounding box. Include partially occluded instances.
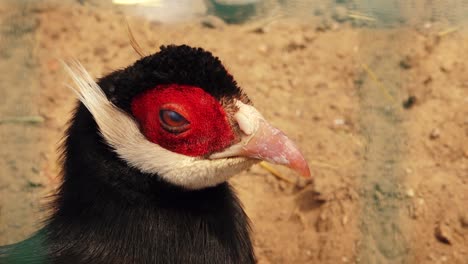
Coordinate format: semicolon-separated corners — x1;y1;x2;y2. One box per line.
1;45;310;264
1;45;255;264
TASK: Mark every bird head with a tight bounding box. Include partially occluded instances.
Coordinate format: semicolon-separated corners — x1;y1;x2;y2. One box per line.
64;45;310;190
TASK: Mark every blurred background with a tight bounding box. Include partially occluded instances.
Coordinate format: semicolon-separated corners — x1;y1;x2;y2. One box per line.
0;0;467;263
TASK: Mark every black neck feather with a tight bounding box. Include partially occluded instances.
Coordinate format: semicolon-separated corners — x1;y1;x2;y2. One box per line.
43;104;255;264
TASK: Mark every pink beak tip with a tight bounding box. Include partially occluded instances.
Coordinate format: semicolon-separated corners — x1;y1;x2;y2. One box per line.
290;159;312;178
301;166;312;178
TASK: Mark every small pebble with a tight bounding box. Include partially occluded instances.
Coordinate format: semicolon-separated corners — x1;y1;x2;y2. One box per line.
435;222;453;244
402;96;417;109
460;212;468;228
406;188;415;198
251;27;266;34
257;44;268;54
31;166;40;174
319;212;327;220
399;56;412;69
342;215;348;225
334;118;345;126
285;35;306;51
430;128;441;139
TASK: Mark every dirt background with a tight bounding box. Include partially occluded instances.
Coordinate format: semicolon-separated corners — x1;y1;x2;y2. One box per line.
0;1;467;263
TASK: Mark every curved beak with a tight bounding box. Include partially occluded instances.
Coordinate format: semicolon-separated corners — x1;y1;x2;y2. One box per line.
210;101;311;178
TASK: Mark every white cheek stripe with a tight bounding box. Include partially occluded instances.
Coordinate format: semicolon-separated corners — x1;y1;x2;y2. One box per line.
63;60;255;190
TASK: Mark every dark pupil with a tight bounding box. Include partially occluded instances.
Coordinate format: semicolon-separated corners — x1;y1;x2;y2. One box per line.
167;111;184;123
159;109;189;133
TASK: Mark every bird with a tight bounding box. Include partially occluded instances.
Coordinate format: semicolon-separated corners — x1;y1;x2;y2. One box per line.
0;44;310;264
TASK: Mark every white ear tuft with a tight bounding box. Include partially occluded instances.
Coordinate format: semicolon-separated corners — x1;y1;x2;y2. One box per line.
62;60;144;152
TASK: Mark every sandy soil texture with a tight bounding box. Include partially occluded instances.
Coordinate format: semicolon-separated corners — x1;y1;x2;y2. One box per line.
0;1;467;263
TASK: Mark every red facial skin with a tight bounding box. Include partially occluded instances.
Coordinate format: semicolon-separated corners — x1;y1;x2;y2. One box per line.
131;84;235;157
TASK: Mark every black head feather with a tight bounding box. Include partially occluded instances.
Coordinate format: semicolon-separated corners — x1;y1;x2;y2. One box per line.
98;45;244;113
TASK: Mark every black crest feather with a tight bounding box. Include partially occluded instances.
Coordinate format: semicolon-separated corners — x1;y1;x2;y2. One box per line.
99;45;243;112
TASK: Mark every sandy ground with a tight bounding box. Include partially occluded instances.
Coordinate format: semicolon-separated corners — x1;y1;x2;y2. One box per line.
0;1;467;263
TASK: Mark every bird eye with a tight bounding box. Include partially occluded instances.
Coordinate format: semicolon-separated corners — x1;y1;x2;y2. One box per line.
159;109;190;134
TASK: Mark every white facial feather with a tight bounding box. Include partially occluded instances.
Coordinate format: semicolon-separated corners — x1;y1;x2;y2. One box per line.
63;60;256;190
